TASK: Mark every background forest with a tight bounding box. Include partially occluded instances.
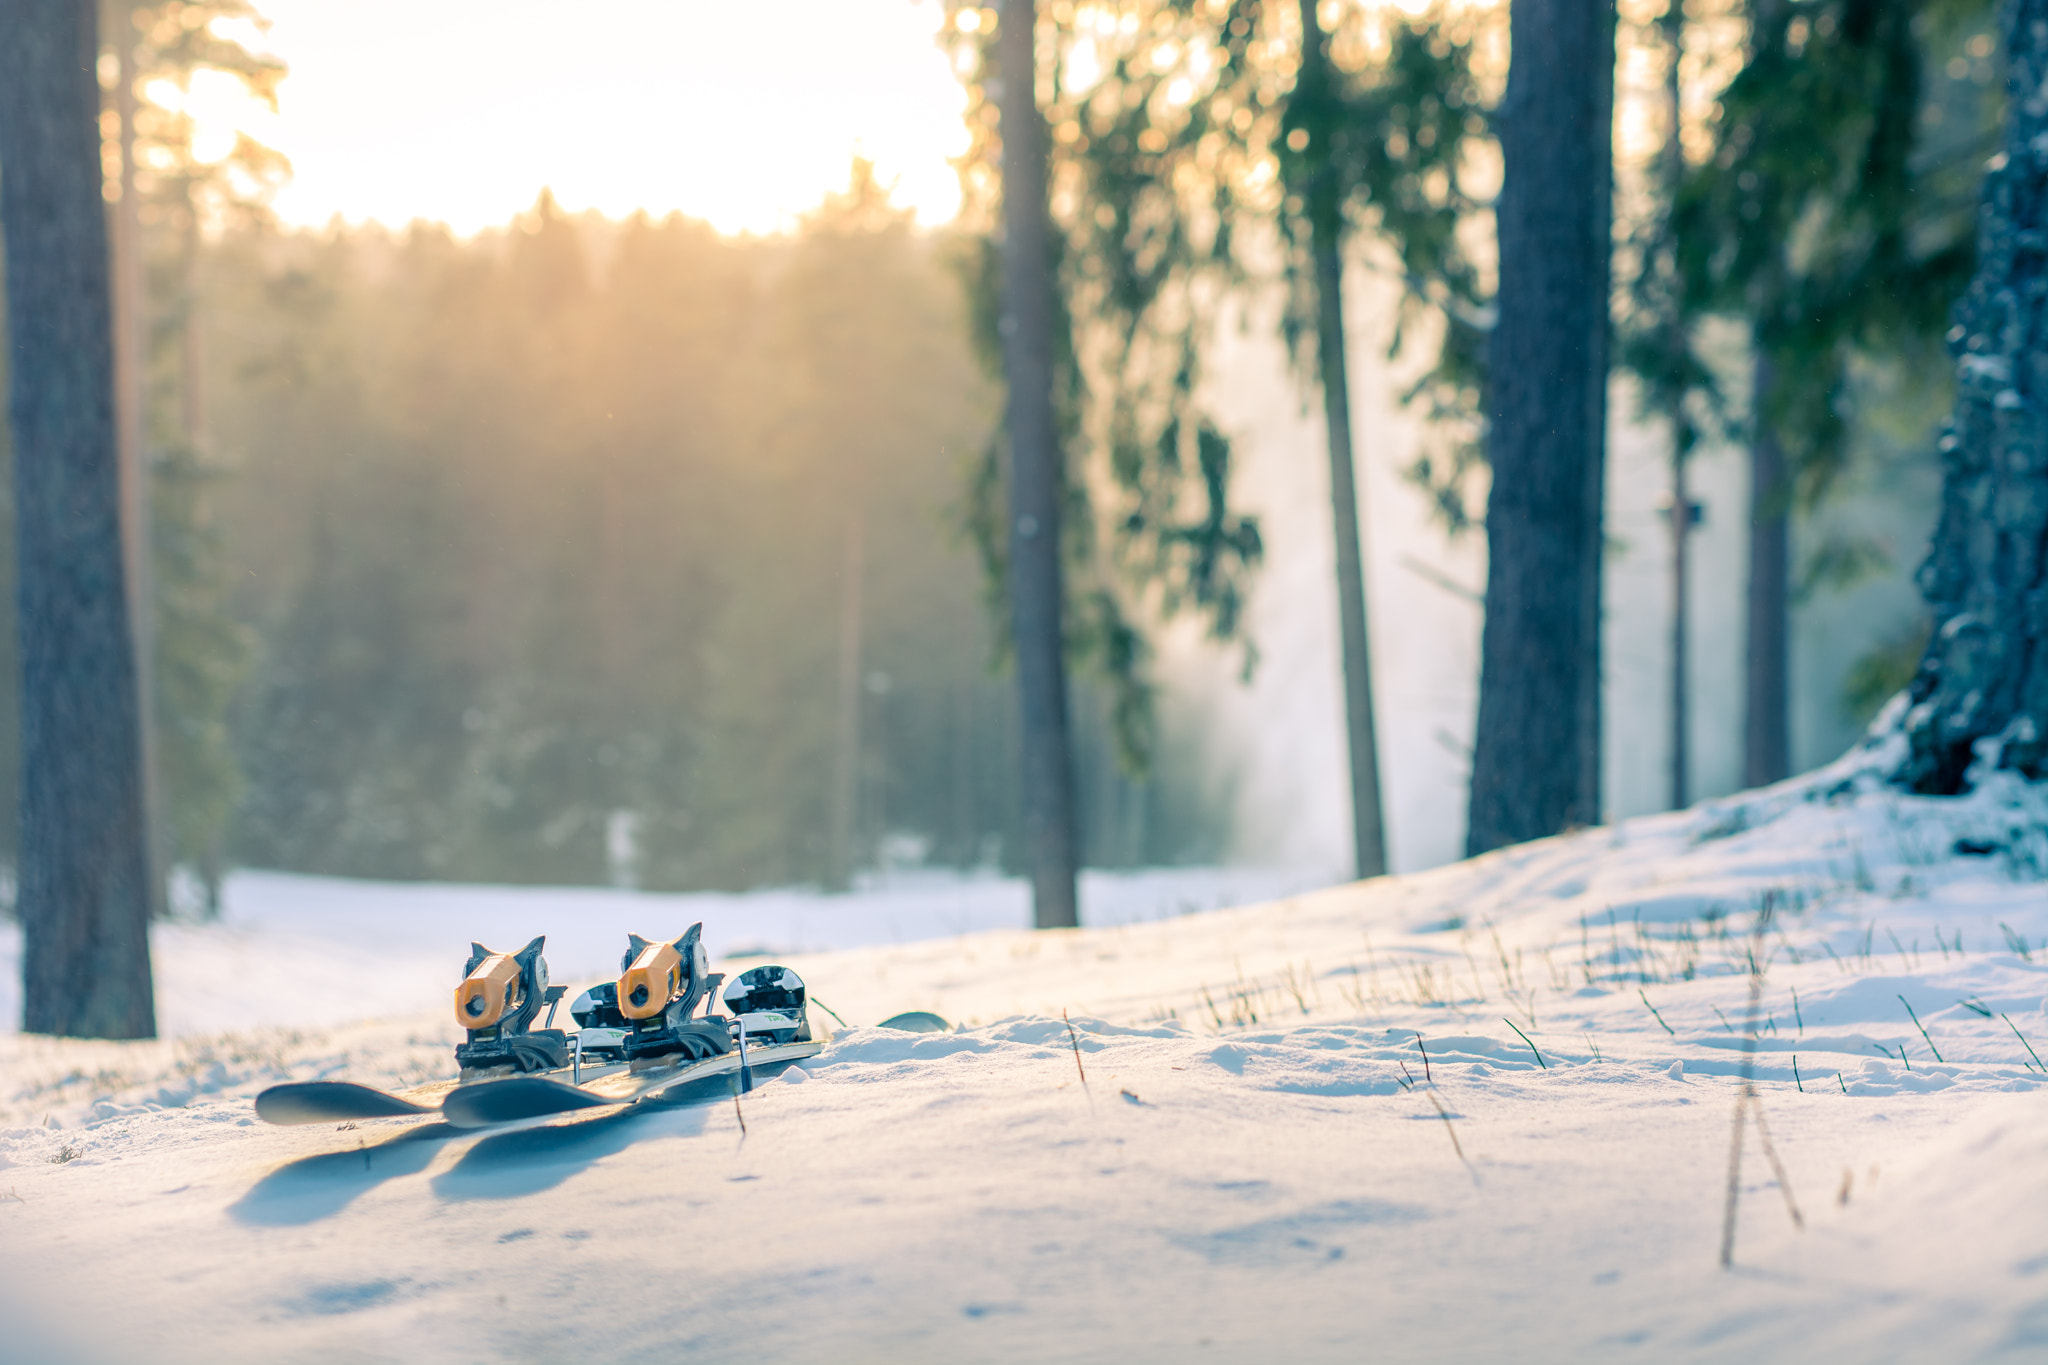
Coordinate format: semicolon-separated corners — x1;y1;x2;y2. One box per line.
0;169;1224;901
0;0;2009;907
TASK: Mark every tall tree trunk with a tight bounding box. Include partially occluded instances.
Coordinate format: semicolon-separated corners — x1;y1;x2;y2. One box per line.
1;0;158;1037
1297;0;1388;880
1669;456;1694;807
1658;0;1694;812
997;0;1079;928
111;1;146;625
1902;0;2048;793
952;677;975;866
1744;353;1791;787
1467;0;1616;855
109;0;168;919
827;507;864;890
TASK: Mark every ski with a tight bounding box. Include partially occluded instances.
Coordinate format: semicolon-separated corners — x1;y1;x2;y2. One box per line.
252;1061;638;1126
257;930;831;1134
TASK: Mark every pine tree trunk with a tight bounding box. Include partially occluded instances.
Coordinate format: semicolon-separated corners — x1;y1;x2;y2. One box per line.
1669;451;1693;808
1902;0;2048;792
998;0;1080;927
0;0;158;1037
111;0;168;919
1467;0;1616;855
1658;0;1693;812
827;508;864;890
1744;353;1792;786
1297;0;1387;880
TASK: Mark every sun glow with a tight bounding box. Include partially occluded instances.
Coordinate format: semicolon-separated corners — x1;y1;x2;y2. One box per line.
226;0;969;236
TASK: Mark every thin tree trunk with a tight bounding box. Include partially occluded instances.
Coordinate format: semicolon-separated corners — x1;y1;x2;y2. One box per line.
112;3;146;590
110;0;168;919
1467;0;1616;855
1901;0;2048;792
952;677;974;865
1744;352;1791;786
1;0;158;1037
1577;23;1615;834
1298;0;1388;880
1669;452;1693;808
1660;0;1692;812
997;0;1080;928
827;507;864;890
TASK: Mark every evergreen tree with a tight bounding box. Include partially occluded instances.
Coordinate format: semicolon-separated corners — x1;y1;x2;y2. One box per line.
1667;0;1992;784
1278;3;1490;874
101;0;282;909
1901;0;2048;792
941;0;1270;786
939;1;1486;881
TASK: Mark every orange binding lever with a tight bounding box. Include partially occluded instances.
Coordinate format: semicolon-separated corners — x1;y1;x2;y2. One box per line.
617;935;685;1021
455;950;524;1031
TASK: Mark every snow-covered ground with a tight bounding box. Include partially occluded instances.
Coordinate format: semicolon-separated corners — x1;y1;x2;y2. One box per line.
2;732;2045;1363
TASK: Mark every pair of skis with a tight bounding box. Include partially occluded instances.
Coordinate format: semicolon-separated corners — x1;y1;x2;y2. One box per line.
255;1030;823;1129
255;927;825;1131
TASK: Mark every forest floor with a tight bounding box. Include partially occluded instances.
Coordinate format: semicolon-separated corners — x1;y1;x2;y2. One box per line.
2;727;2045;1363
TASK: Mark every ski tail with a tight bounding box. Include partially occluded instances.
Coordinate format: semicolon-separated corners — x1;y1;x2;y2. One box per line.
440;1077;614;1130
254;1082;439;1126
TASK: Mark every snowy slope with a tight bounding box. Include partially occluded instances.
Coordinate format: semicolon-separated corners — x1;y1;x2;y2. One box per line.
2;733;2044;1363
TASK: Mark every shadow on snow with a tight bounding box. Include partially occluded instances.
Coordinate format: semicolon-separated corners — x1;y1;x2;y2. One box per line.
227;1073;755;1223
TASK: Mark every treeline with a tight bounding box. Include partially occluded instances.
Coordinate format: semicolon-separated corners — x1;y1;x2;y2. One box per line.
0;175;1226;898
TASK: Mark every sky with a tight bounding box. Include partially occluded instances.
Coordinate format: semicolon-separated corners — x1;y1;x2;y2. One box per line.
199;0;972;235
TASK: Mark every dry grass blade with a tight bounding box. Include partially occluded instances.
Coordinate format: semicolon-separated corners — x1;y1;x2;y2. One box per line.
2003;1013;2046;1071
1503;1018;1547;1070
1062;1009;1093;1104
1897;995;1944;1063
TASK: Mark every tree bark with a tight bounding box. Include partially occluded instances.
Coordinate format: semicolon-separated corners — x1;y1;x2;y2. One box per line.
1902;0;2048;793
1;0;158;1037
1659;0;1692;812
1744;353;1791;786
827;508;864;890
1669;452;1693;808
998;0;1080;927
1467;0;1616;855
110;0;168;919
1298;0;1388;880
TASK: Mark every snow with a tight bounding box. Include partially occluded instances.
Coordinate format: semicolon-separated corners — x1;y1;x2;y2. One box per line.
2;739;2045;1362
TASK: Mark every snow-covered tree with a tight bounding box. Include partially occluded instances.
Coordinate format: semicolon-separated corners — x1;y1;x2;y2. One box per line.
1902;0;2048;793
